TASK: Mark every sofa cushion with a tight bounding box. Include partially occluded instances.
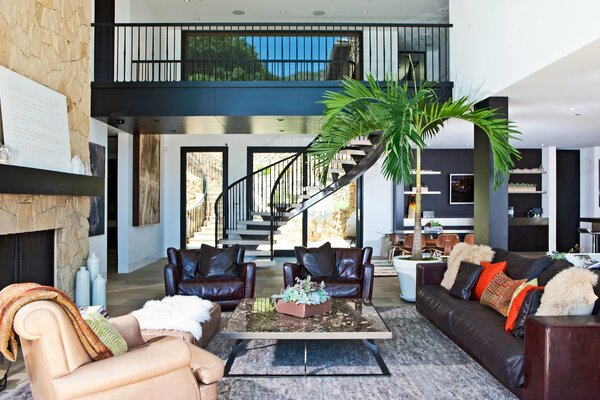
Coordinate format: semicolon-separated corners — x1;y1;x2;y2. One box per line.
473;261;507;300
320;278;360;298
492;249;553;280
451;306;525;389
536;260;572;286
480;272;526;317
199;244;239;278
511;289;543;338
333;248;362;280
295;242;338;278
416;285;469;333
449;262;483;300
178;279;244;300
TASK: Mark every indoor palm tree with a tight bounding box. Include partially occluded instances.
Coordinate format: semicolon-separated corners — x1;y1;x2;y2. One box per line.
309;74;521;260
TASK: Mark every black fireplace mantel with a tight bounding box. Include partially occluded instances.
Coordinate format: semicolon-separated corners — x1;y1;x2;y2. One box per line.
0;164;104;196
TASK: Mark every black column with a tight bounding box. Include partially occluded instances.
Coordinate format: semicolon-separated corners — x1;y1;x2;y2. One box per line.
474;97;509;248
94;0;115;82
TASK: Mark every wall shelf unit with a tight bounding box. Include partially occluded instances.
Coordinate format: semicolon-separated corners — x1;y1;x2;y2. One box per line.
508;191;547;194
404;191;441;195
410;170;441;175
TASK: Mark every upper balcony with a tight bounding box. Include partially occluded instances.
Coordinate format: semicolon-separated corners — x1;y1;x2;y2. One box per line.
91;22;453;124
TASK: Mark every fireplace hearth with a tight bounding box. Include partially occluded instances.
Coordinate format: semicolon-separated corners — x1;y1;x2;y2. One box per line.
0;230;54;289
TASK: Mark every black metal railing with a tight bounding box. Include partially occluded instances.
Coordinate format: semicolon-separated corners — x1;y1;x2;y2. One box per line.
93;22;451;83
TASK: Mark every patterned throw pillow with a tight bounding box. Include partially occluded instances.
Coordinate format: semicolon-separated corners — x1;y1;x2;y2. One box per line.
480;272;526;317
85;311;128;357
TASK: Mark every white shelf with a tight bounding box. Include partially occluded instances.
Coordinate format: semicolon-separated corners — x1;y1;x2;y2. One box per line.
410;170;441;175
404;191;441;195
509;171;546;175
508;190;547;194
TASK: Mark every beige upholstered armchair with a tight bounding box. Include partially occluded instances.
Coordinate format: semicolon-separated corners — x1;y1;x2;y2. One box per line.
14;301;223;400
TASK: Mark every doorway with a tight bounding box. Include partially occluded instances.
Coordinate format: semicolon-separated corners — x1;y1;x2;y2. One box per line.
180;147;228;249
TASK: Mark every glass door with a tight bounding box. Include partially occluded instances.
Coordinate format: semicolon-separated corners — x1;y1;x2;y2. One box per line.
180;147;228;249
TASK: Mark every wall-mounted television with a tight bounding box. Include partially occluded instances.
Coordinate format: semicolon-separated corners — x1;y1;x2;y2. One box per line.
449;174;474;204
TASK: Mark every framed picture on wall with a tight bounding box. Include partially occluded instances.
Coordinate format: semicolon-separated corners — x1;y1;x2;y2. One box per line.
133;134;160;226
449;173;474;204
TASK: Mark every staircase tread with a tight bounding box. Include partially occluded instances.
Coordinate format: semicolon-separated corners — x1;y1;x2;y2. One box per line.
226;229;281;235
219;239;271;245
238;220;286;226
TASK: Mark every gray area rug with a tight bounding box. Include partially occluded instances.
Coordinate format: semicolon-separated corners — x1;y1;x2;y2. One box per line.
8;305;516;400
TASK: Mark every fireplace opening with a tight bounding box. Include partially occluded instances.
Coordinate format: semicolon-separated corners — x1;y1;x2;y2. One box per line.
0;230;54;290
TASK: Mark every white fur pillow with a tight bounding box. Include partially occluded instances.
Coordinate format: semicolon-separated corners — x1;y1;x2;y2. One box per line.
440;243;495;290
536;268;599;316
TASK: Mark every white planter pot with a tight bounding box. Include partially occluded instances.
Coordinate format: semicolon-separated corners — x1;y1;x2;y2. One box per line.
393;256;440;302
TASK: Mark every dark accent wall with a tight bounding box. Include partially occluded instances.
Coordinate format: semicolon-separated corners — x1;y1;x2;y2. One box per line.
393;149;474;229
556;150;580;252
0;230;54;289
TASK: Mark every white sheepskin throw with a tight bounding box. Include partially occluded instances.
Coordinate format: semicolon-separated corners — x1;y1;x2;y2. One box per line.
536;268;599;316
131;296;214;339
440;243;495;290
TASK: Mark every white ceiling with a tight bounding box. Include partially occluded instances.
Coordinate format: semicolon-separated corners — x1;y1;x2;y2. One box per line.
430;39;600;149
129;0;449;23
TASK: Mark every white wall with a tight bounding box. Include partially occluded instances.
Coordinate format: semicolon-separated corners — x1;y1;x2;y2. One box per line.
88;119;109;278
362;158;393;257
580;147;600;252
117;131;164;273
542;146;557;251
449;0;600;98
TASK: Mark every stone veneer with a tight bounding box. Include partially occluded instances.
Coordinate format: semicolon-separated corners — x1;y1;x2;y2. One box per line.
0;0;92;297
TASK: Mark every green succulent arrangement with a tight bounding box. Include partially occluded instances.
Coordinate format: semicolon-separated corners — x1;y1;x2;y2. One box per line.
272;276;331;305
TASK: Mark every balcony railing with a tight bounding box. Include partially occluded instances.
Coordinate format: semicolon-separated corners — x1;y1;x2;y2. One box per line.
93;23;451;83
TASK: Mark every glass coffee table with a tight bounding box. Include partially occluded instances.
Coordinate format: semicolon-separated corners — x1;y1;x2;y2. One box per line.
221;298;392;377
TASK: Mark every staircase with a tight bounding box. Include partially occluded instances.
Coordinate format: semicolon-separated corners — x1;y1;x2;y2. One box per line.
213;132;384;265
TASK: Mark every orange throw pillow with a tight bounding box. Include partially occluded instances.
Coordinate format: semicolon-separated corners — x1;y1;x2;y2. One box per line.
473;261;507;300
505;285;543;332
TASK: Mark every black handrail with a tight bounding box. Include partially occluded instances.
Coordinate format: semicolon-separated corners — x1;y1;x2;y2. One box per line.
213;152;299;246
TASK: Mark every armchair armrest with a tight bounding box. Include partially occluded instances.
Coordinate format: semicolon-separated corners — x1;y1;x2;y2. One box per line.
236;262;256;298
283;262;301;289
53;337;192;399
523;315;600;399
109;315;145;348
416;263;447;287
362;263;375;303
164;263;179;296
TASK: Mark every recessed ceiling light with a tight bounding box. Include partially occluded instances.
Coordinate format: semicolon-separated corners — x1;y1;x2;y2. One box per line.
575;113;582;116
540;144;544;147
465;143;470;146
232;10;245;15
277;118;285;122
313;10;325;16
568;107;578;111
280;11;287;15
361;11;368;15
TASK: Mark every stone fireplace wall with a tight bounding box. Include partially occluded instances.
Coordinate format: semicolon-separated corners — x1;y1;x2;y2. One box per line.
0;0;92;297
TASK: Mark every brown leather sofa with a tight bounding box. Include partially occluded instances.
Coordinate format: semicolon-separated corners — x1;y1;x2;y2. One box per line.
283;247;375;302
166;246;256;310
14;301;224;400
416;249;600;399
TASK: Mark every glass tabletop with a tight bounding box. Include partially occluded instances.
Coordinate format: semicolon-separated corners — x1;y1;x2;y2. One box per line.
222;298;392;340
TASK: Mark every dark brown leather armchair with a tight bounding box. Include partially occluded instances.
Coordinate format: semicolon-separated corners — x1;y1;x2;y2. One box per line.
165;246;256;311
283;247;374;303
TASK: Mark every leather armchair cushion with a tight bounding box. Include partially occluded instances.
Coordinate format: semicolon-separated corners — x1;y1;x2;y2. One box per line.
333;248;362;280
199;244;239;278
295;242;337;278
450;306;525;389
449;261;483;300
320;278;361;298
178;279;244;300
178;249;202;280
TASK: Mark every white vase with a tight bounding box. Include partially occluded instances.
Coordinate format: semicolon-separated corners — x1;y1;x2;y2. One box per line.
87;253;100;290
75;266;90;307
92;274;107;308
393;256;440;302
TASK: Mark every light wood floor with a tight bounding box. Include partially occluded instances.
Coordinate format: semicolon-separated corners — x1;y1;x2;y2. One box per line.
107;257;403;317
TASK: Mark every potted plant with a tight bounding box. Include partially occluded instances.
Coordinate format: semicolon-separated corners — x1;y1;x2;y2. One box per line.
309;74;520;302
272;276;333;318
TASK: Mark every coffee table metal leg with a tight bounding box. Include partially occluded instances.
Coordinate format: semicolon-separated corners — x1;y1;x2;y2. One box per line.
304;340;308;376
224;339;248;376
362;339;391;376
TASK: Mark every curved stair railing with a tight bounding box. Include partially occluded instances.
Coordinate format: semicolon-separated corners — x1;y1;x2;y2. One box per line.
268;131;383;258
185;157;209;244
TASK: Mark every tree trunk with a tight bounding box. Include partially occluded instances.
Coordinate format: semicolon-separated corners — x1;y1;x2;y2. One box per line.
412;149;423;260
